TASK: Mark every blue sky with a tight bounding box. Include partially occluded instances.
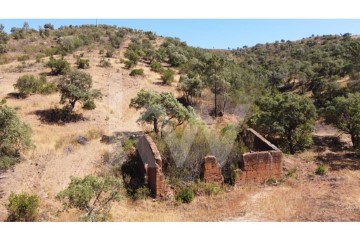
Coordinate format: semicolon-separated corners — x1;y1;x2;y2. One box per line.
1;19;360;49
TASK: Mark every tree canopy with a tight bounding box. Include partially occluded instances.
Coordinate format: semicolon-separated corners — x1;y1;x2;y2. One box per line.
248;92;317;154
129;89;194;135
56;175;122;222
323;93;360;149
58;70;102;113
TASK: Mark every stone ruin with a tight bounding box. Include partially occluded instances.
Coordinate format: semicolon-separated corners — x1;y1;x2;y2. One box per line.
235;128;283;184
135;129;283;198
136;135;165;198
201;155;224;185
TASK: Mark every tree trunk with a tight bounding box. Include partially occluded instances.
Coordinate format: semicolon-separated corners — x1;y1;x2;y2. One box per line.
214;81;218;117
153;118;159;134
351;134;360;149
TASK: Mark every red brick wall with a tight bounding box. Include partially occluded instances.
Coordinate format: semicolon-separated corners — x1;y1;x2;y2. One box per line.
201;155;224;185
236;129;283;184
137;135;165;198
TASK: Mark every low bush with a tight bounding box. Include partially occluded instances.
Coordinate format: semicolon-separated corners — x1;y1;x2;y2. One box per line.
150;61;163;73
76;58;90;69
6;192;40;221
82;99;96;110
124;60;136;69
315;164;327;176
134;186;151;200
17;55;30;63
161;68;175;85
129;68;144;76
13;75;57;97
98;58;112;68
176;187;195;203
46;57;70;75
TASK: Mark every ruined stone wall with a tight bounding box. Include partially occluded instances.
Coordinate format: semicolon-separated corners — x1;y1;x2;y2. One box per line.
236;128;283;184
136;135;165;198
201;156;224;185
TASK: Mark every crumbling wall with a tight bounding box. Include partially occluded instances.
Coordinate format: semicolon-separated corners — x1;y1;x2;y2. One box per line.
201;155;224;185
136;135;165;197
236;128;283;184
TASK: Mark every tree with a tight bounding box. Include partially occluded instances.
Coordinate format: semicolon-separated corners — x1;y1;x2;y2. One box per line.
58;70;102;113
248;93;317;154
6;192;40;222
203;55;229;117
129;89;193;136
56;175;122;221
178;75;204;105
0;103;32;157
322;93;360;149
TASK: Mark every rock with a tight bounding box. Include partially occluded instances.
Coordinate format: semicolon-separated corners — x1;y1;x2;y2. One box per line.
77;136;88;145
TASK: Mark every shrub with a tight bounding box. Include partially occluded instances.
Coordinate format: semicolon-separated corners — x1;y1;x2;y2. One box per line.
161;68;175;85
82;99;96;110
14;75;57;96
0;155;19;171
105;47;115;58
315;164;327;175
134;186;151;200
13;75;41;96
46;57;70;75
129;68;144;76
0;44;7;54
98;58;112;68
6;192;40;221
150;61;163;73
76;58;90;69
124;60;136;69
176;187;195;203
17;55;30;63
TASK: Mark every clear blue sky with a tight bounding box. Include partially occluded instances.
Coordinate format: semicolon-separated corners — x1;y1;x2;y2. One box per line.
1;19;360;49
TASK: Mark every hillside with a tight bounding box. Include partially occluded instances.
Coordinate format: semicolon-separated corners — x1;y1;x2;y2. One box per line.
0;23;360;221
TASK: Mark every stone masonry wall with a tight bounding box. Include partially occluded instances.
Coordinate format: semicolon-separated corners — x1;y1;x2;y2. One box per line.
236;128;283;184
136;135;165;198
201;155;224;185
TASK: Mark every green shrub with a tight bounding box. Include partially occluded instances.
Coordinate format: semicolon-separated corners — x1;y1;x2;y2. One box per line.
134;186;151;200
17;55;30;63
129;68;144;76
0;44;7;54
46;57;70;75
105;47;115;58
161;68;175;85
6;192;40;221
150;61;163;73
176;187;195;203
13;75;40;96
124;60;136;69
315;164;327;175
98;58;112;68
14;75;57;96
35;54;46;63
76;58;90;69
191;182;222;196
0;155;19;171
82;99;96;110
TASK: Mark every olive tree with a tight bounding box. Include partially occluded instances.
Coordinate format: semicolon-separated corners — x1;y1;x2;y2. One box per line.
58;70;102;114
0;101;32;170
248;93;317;154
129;89;193;136
56;175;122;221
322;93;360;149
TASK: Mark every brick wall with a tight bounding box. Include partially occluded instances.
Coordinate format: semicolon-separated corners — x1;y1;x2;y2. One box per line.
201;155;224;185
236;128;283;184
136;135;165;198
